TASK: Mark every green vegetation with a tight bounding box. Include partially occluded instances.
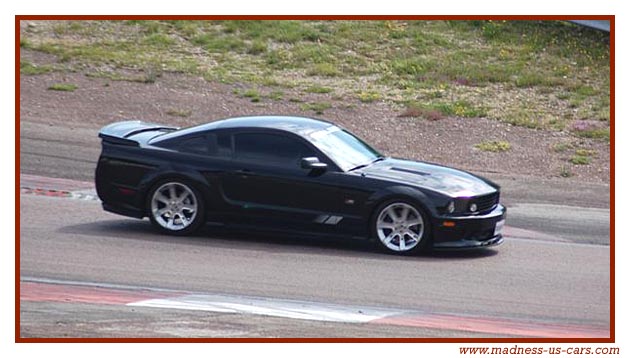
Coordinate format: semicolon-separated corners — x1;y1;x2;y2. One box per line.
242;88;261;102
21;20;610;140
20;61;53;75
357;91;382;103
306;63;341;77
305;85;333;94
575;148;595;157
564;147;596;165
47;83;77;91
574;127;610;141
402;100;487;119
559;165;573;178
570;155;591;165
268;90;284;100
552;142;573;153
301;102;332;114
501;109;544;129
474;140;512;152
166;108;192;117
85;68;160;83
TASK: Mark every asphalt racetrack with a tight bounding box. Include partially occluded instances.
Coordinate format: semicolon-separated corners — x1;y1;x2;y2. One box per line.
18;120;611;338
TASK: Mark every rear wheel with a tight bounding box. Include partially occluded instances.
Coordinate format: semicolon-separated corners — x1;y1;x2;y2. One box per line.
148;180;204;235
373;200;430;254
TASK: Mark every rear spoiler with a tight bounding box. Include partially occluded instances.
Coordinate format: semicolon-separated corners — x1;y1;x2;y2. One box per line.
98;120;178;146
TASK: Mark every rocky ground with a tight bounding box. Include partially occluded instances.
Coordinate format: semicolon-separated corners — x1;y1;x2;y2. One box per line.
20;48;610;184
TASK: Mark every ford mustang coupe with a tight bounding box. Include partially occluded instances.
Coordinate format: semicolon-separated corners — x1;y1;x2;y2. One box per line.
95;116;505;254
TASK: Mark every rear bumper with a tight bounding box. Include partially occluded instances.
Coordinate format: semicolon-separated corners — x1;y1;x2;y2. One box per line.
432;204;506;250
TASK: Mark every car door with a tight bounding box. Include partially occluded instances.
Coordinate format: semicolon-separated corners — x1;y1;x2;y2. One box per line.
219;130;365;234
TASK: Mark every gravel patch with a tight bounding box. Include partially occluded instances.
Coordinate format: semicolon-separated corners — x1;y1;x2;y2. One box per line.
19;51;610;184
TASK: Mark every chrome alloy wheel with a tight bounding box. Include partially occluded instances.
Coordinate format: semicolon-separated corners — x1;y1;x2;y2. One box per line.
376;202;424;252
150;182;198;231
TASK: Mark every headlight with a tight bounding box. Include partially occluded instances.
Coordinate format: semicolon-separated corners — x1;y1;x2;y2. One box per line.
469;203;477;212
446;201;455;214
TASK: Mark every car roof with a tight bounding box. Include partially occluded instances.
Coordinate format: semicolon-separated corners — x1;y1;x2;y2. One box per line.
154;116;338;142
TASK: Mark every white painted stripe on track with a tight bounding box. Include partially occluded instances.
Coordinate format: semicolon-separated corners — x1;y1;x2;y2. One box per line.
23;276;403;323
129;294;402;323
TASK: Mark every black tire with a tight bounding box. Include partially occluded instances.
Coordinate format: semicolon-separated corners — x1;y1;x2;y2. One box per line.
371;199;431;255
146;179;205;236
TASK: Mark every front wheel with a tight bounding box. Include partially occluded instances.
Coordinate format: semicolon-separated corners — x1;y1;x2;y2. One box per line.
373;200;431;254
147;180;205;235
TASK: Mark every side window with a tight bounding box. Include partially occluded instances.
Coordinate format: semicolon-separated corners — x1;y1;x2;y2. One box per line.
178;136;208;155
208;133;232;157
234;133;314;166
175;133;231;158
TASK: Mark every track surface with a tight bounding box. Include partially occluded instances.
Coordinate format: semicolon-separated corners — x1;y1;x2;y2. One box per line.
18;120;611;338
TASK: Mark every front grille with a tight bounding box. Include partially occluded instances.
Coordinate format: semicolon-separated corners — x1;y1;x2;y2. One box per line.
471;192;499;213
469;228;496;241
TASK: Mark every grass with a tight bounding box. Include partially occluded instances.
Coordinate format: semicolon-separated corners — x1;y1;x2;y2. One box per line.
268;90;284;100
47;83;77;91
574;127;610;141
575;148;595;157
305;85;333;94
85;67;162;84
560;165;573;178
20;20;610;140
474;140;512;152
501;108;545;129
242;88;261;102
166;108;192;117
570;155;591;165
357;91;382;103
565;147;595;166
552;142;573;153
301;102;332;114
20;61;53;75
306;63;341;77
401;100;487;119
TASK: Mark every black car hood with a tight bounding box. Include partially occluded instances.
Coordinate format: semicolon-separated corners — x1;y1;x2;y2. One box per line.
359;158;498;197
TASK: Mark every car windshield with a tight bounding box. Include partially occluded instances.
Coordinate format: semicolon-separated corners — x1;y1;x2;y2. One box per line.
308;127;382;171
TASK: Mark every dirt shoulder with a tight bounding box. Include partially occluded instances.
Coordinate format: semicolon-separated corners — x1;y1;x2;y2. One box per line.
20;47;610;186
19;20;611;187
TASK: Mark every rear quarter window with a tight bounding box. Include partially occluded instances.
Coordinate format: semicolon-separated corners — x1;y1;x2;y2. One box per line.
161;133;232;158
177;136;209;155
208;133;232;157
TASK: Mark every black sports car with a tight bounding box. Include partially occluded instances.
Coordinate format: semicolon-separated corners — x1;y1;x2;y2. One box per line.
95;116;505;254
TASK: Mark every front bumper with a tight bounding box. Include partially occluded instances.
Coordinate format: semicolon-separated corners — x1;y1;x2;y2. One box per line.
433;234;504;250
432;204;506;250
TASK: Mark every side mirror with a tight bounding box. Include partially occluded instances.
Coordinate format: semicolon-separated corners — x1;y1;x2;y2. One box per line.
300;157;327;171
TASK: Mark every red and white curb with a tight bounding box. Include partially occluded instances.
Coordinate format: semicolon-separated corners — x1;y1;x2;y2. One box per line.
20;187;99;201
20;173;99;201
21;278;609;338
